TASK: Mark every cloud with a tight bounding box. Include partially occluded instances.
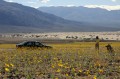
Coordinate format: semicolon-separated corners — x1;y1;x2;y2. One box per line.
111;0;116;2
5;0;14;2
27;1;36;4
40;0;50;3
84;5;120;11
66;5;75;7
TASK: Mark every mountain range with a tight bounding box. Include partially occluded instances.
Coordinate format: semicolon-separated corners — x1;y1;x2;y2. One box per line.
0;0;120;32
38;6;120;28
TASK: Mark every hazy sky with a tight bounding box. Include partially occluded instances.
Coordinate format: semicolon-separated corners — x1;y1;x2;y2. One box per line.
5;0;120;8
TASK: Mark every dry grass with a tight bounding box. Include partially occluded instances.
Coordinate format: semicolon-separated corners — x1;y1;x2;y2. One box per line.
0;42;120;79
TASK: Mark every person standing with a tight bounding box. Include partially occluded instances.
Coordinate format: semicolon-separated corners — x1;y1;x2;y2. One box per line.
95;36;100;53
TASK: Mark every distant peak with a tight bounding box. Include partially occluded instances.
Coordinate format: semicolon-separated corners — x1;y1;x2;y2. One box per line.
40;5;79;7
39;5;120;11
84;5;120;11
49;5;120;11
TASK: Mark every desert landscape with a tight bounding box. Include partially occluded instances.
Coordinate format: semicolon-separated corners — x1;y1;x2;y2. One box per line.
0;32;120;79
0;31;120;43
0;0;120;79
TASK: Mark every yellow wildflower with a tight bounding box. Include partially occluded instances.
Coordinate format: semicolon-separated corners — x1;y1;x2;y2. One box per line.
85;70;90;75
79;69;82;73
64;66;69;69
98;69;103;73
56;69;61;73
58;63;63;67
5;68;10;72
44;56;46;58
94;63;100;67
5;63;9;67
51;65;55;68
10;63;14;67
65;73;69;76
55;77;58;79
72;68;75;71
59;60;62;63
53;58;57;60
65;63;68;65
93;75;97;79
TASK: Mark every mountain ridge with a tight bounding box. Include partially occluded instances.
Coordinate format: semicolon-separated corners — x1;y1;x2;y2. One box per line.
38;6;120;28
0;1;120;32
0;0;84;32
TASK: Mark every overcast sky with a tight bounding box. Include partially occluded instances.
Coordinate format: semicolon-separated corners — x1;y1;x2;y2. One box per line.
4;0;120;8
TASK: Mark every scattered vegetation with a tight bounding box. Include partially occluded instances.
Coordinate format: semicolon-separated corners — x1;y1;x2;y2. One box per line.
0;42;120;79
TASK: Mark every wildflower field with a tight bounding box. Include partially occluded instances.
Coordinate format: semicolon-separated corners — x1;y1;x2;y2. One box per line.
0;42;120;79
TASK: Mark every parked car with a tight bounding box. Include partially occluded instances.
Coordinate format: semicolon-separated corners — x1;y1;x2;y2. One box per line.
16;41;52;49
